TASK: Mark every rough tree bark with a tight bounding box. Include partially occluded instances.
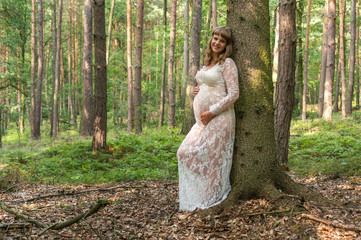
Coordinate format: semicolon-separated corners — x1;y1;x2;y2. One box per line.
81;0;93;136
167;0;177;128
275;0;296;165
134;0;144;133
301;0;311;120
159;0;167;128
340;0;346;119
346;0;356;115
126;0;134;132
181;0;190;110
51;0;63;138
181;0;202;134
219;0;313;208
92;0;107;151
295;0;303;110
33;0;44;140
30;0;36;140
106;0;115;65
318;0;328;118
323;0;336;121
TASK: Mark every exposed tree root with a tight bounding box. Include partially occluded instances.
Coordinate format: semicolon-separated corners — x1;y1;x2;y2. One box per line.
301;213;361;232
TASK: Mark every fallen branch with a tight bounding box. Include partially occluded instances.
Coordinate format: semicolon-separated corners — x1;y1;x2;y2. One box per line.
246;208;291;216
301;214;361;232
0;201;47;228
0;223;31;229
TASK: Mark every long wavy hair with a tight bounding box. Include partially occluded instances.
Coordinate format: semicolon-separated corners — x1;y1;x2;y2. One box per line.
204;26;233;66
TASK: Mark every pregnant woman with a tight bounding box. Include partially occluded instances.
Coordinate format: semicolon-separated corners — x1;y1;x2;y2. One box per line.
177;26;239;211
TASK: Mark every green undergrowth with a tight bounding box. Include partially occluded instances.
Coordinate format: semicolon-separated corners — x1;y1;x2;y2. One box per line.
0;126;183;185
289;112;361;177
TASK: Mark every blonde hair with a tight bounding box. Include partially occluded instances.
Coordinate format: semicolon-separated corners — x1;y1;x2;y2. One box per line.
204;26;233;66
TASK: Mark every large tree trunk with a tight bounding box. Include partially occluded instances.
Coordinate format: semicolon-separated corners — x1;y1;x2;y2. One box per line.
301;0;311;120
159;0;167;128
51;0;63;138
274;0;297;165
181;0;190;110
222;0;311;207
272;0;279;103
323;0;336;121
340;0;346;119
181;0;202;135
167;0;177;128
30;0;36;140
33;0;44;140
126;0;134;132
92;0;107;151
347;0;356;115
134;0;144;133
81;0;93;136
318;0;328;118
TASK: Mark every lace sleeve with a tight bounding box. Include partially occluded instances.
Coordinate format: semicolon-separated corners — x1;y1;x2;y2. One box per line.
209;58;239;115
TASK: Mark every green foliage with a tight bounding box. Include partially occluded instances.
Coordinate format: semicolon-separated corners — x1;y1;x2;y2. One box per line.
289;113;361;177
0;127;183;184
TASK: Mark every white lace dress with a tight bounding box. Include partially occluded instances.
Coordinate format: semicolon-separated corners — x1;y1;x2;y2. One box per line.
177;58;239;211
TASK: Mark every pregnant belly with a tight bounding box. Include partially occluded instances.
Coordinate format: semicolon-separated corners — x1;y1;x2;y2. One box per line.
193;88;222;119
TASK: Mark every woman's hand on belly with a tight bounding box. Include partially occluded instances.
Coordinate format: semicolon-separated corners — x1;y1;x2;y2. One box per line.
200;111;214;125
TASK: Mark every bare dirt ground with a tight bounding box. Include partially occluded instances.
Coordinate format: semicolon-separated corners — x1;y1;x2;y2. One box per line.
1;174;360;239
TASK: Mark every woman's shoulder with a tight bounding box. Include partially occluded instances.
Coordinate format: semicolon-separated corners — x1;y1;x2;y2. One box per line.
224;57;235;65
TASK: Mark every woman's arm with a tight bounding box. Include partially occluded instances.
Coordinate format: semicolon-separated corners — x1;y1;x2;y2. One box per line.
209;58;239;115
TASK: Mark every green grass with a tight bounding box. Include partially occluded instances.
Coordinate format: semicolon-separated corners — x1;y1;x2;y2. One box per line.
289;112;361;177
0;123;183;185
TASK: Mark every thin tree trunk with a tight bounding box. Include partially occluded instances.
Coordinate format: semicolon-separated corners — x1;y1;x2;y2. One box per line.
126;0;134;131
295;0;303;110
106;0;115;65
168;0;177;128
301;0;311;120
340;0;346;119
51;0;63;138
347;0;356;115
181;0;190;110
275;0;297;165
212;0;217;29
318;0;328;118
181;0;202;134
30;0;36;139
68;0;76;128
356;1;360;108
134;0;144;133
34;0;44;140
159;0;167;128
50;0;57;137
323;0;336;121
92;0;107;151
81;0;93;136
334;57;341;112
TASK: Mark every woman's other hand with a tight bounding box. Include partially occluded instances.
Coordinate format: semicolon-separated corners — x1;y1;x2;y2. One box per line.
193;86;200;96
200;111;214;125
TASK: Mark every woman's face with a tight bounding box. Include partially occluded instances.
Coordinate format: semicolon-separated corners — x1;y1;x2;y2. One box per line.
211;34;227;55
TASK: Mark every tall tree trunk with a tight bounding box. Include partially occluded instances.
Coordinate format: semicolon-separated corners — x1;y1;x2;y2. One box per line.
340;0;346;119
127;0;134;131
295;0;303;110
301;0;311;120
30;0;36;140
318;0;328;118
34;0;44;140
134;0;144;133
168;0;177;128
92;0;107;151
51;0;63;138
181;0;190;110
81;0;93;136
181;0;202;134
68;0;76;128
323;0;336;121
159;0;167;128
334;57;341;112
347;0;356;115
272;0;279;104
50;0;57;136
212;0;217;29
106;0;115;65
223;0;310;206
357;2;360;108
275;0;297;165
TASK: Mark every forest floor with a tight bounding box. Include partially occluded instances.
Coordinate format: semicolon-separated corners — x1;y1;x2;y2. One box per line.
0;173;360;240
